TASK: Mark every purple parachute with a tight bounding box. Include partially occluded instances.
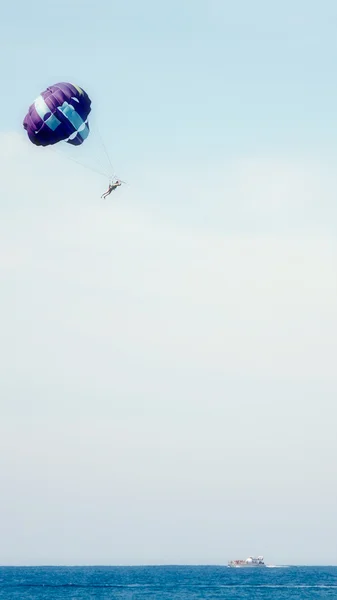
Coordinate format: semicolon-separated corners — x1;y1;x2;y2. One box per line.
23;82;91;147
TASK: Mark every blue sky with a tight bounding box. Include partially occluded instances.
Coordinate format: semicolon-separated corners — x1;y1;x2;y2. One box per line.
1;0;337;566
2;0;337;162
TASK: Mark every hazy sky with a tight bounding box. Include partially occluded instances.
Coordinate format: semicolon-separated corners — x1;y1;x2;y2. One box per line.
1;0;337;566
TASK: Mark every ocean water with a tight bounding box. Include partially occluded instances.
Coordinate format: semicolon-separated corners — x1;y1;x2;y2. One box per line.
0;566;336;599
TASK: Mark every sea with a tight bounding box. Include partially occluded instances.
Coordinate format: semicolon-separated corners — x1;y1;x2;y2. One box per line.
0;565;336;599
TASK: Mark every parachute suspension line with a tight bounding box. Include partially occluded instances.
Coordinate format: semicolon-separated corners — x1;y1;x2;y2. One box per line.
48;146;110;179
95;120;115;177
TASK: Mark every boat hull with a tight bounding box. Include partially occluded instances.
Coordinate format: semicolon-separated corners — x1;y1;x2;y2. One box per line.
228;563;266;568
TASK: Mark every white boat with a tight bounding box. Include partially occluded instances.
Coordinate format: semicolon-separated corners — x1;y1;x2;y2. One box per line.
228;555;266;568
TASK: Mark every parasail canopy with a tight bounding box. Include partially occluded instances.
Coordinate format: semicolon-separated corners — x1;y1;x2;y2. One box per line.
23;82;91;147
